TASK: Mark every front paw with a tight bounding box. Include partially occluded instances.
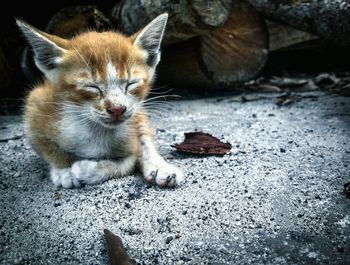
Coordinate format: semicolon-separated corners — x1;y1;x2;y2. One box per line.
71;160;105;185
144;163;184;187
50;168;81;189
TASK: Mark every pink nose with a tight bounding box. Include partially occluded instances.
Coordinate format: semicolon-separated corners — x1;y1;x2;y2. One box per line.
107;106;126;120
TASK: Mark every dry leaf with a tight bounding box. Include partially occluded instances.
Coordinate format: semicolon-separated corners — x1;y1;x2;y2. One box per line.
172;132;232;156
276;92;298;106
256;83;282;92
314;73;339;86
104;229;134;265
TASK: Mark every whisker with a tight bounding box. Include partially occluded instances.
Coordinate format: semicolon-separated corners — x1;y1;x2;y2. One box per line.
148;88;174;95
141;94;180;104
150;84;171;91
142;100;174;105
72;45;90;68
141;101;174;108
141;106;172;112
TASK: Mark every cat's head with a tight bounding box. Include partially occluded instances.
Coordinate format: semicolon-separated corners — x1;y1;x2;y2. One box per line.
17;14;168;128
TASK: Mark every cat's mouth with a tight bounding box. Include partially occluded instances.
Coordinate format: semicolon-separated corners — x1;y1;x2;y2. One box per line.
90;108;131;128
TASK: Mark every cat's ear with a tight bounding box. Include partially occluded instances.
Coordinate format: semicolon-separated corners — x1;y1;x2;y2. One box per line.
16;19;68;76
132;13;168;68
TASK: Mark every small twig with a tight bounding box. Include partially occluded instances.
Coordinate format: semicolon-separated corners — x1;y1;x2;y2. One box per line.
0;135;22;142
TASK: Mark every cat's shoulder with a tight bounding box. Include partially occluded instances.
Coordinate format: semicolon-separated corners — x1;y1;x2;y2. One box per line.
26;81;55;103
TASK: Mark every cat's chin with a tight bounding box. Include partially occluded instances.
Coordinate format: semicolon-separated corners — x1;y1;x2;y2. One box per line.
93;118;127;129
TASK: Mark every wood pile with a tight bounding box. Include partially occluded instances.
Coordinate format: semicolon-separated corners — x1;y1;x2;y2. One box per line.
1;0;350;96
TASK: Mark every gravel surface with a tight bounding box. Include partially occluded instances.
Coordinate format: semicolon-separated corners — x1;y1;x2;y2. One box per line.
1;91;350;265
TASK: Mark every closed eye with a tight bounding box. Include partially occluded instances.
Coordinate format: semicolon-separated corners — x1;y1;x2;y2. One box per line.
126;79;142;92
83;85;102;95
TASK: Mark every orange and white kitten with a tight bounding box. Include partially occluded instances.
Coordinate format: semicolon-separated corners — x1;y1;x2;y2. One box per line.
17;14;183;188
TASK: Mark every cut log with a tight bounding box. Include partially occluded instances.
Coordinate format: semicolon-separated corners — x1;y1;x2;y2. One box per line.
157;0;268;89
247;0;350;47
46;5;112;38
111;0;233;44
267;20;318;51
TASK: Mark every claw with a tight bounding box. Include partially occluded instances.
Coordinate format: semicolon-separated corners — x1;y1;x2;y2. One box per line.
151;170;158;182
166;174;176;185
144;165;183;187
146;170;159;184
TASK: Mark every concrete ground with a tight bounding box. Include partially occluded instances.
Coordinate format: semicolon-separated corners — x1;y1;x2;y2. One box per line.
0;91;350;265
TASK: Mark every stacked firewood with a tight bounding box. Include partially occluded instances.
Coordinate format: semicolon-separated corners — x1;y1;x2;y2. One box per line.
1;0;350;96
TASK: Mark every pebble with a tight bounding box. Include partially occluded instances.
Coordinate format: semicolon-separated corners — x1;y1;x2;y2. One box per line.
125;227;142;235
53;202;61;207
165;236;174;244
13;258;22;264
343;182;350;198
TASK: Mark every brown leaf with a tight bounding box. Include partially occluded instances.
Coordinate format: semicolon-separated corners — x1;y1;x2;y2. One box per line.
269;77;318;92
276;93;295;106
104;229;134;265
172;132;232;156
256;83;282;92
269;76;306;86
292;80;318;92
314;73;339;87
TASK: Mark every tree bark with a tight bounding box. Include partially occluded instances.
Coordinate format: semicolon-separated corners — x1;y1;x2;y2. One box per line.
111;0;233;44
247;0;350;46
157;0;268;89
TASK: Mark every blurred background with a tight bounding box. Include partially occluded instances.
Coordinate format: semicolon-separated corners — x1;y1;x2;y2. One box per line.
1;0;350;102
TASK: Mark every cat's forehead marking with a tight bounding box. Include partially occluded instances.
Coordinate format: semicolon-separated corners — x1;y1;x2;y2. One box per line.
106;61;120;90
106;61;119;81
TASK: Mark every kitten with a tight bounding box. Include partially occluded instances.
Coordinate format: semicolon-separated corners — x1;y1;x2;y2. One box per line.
17;14;184;188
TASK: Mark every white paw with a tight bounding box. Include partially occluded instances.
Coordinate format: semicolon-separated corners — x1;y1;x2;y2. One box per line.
144;162;184;187
50;168;81;188
71;160;105;185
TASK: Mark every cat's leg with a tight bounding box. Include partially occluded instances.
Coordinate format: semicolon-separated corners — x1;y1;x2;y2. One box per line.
136;113;184;187
70;156;137;186
30;138;79;188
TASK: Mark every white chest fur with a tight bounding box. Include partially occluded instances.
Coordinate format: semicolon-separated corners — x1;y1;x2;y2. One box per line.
58;115;129;159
